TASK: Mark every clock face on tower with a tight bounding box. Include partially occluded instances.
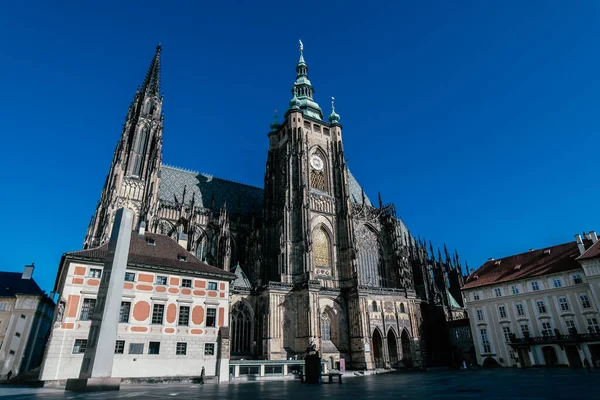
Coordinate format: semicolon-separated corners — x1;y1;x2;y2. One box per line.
310;154;324;171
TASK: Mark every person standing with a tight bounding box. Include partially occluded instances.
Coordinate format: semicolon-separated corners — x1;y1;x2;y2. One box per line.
200;366;205;384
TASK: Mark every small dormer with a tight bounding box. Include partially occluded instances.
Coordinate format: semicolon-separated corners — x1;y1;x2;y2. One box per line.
514;264;522;271
494;260;501;266
544;249;551;255
178;255;187;262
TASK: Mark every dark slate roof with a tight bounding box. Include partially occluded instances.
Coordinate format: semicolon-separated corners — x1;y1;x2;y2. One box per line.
159;165;263;215
577;239;600;261
463;240;591;290
0;272;45;297
231;263;251;288
159;164;372;213
66;232;235;279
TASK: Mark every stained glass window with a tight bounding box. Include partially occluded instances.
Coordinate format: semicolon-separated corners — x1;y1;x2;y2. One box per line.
313;228;330;268
355;224;386;287
321;313;332;341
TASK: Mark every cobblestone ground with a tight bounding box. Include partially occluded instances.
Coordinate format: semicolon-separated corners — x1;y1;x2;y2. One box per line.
1;368;598;399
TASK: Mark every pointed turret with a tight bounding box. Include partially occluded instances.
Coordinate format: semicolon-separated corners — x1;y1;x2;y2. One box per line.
142;45;162;97
287;40;323;119
328;96;340;124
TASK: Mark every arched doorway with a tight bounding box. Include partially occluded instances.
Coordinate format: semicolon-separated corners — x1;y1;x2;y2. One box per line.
542;346;558;366
401;329;412;367
387;329;398;367
483;357;501;368
372;329;384;368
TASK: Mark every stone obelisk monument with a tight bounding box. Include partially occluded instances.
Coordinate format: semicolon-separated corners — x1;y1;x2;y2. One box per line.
66;207;133;391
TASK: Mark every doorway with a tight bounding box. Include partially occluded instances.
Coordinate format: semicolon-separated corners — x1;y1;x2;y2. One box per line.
542;346;558;366
372;329;384;369
401;329;412;367
564;345;582;368
387;329;398;367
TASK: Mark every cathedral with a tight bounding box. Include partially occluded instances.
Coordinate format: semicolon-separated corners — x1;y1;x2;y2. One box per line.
83;43;467;370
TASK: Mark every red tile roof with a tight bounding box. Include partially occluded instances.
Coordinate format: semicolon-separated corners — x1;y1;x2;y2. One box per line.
577;239;600;261
463;240;590;290
65;232;235;280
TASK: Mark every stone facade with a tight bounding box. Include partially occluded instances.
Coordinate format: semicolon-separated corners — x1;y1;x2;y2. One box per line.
81;44;468;370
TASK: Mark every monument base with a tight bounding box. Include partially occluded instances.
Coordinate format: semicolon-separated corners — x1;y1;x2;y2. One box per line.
65;377;121;392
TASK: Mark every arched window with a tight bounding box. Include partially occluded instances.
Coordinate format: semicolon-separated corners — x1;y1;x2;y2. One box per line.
355;224;386;287
196;229;218;265
321;313;332;341
372;301;378;312
400;303;405;313
231;302;252;354
135;127;149;153
313;228;331;268
310;151;328;193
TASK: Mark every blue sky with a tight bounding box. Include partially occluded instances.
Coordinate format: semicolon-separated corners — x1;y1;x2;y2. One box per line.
1;1;599;294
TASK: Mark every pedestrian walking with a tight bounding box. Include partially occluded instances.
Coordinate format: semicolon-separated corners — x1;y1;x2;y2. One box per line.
200;366;205;384
6;370;12;380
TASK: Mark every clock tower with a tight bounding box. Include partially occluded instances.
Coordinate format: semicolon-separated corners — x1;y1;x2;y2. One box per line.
262;42;355;288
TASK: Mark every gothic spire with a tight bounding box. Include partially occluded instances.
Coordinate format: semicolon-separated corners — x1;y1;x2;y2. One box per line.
287;40;323;119
142;44;162;97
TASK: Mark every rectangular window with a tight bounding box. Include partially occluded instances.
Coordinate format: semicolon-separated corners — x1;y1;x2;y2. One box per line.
80;298;96;321
265;365;283;374
541;322;553;337
129;343;144;354
152;304;165;324
178;306;190;326
553;278;562;288
565;320;577;334
115;340;125;354
502;326;512;342
88;268;102;278
0;303;7;311
176;342;187;355
573;274;583;284
155;276;167;285
580;295;592;309
476;309;484;321
119;301;131;323
559;297;569;312
473;293;480;301
206;308;216;327
509;349;516;360
531;282;540;291
499;306;507;319
208;282;218;290
512;286;519;295
495;288;502;297
536;301;546;314
516;303;525;316
73;339;87;354
124;272;136;282
520;323;529;336
587;318;600;333
204;343;215;355
148;341;160;355
181;279;192;288
480;328;491;353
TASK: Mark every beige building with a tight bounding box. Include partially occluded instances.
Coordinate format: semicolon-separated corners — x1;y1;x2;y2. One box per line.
0;265;55;378
462;232;600;368
39;228;234;382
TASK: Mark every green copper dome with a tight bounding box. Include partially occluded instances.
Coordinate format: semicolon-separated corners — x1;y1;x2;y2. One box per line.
270;115;279;132
285;42;323;120
328;98;340;124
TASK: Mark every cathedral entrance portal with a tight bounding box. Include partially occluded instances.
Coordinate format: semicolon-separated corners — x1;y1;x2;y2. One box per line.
387;329;398;367
401;329;412;367
372;329;384;369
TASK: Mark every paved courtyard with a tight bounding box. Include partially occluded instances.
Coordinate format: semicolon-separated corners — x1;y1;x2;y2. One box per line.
1;368;598;399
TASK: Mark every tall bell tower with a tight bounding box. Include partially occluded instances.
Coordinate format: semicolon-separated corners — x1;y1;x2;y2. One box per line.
262;41;356;288
84;46;164;248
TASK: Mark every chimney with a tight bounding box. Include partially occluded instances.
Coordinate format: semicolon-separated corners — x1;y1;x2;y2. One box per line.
588;231;598;244
22;263;35;280
178;232;188;249
138;220;146;236
575;234;586;255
